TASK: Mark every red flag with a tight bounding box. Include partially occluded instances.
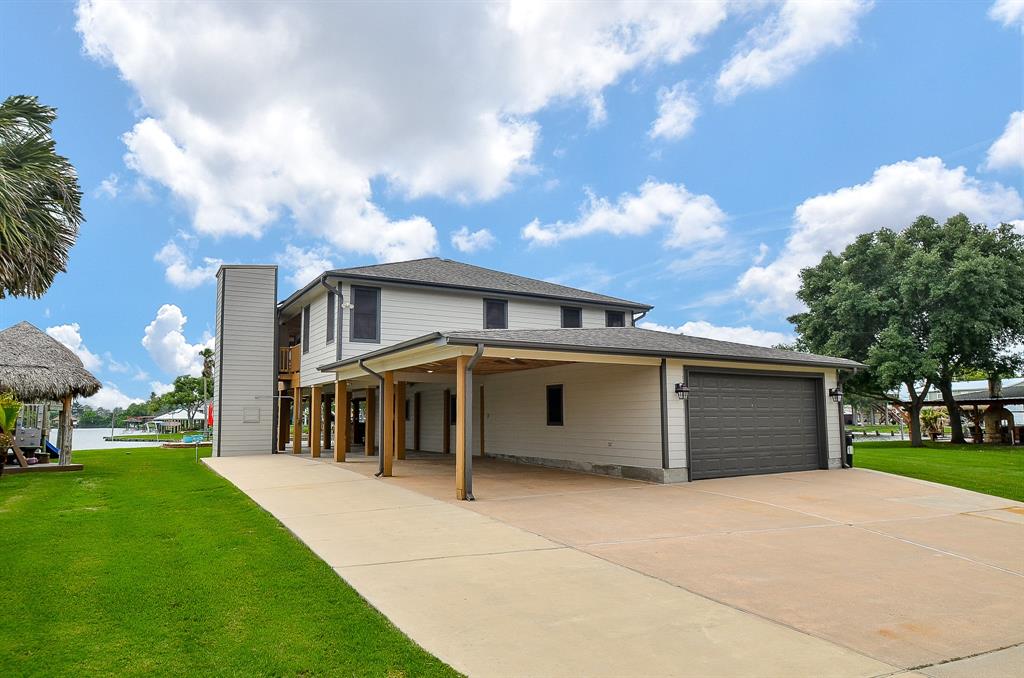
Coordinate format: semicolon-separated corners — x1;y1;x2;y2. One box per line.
207;402;214;427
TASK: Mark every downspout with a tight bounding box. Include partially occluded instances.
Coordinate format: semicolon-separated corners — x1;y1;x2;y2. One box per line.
358;358;386;477
317;275;343;363
463;343;485;501
632;309;649;325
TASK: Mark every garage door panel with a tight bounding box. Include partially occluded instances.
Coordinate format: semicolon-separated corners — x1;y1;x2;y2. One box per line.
689;371;824;481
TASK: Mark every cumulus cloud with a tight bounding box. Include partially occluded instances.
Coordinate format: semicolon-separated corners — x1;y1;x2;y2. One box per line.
142;304;214;376
716;0;872;101
649;82;699;141
989;0;1024;29
522;180;727;248
984;111;1024;171
639;320;793;347
81;382;144;409
278;244;335;289
155;240;223;289
737;157;1024;314
450;227;497;253
76;1;729;260
94;173;120;198
149;381;174;397
46;323;102;371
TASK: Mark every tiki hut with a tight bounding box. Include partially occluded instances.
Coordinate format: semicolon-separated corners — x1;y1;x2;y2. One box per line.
0;321;101;466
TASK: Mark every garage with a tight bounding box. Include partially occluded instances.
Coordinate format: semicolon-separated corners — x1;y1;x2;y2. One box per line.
687;370;826;480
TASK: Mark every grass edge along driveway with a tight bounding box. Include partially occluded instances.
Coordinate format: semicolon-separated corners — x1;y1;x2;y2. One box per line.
0;447;459;677
854;441;1024;502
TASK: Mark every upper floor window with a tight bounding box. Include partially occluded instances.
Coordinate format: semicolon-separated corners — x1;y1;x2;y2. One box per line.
561;306;582;328
483;298;507;329
351;286;380;343
605;310;626;327
326;291;335;344
301;305;311;354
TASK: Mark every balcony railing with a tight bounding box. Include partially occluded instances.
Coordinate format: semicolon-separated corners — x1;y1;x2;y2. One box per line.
279;345;300;376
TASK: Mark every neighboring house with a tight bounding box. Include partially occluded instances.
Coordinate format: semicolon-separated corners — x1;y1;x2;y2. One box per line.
213;258;860;498
153;407;205;431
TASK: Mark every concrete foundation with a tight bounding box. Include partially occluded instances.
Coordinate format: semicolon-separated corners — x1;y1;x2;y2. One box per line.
486;451;690;483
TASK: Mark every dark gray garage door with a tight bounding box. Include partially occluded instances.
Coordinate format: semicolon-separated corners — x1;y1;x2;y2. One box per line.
688;371;824;480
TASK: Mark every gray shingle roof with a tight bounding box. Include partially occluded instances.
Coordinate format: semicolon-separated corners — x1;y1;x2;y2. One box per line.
438;327;861;368
329;257;651;309
955;381;1024;402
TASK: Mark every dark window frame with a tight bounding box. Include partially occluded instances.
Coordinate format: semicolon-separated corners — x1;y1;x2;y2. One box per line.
301;304;310;354
560;306;583;328
349;285;381;343
326;291;335;344
605;310;626;327
546;384;564;426
483;298;508;330
449;393;458;425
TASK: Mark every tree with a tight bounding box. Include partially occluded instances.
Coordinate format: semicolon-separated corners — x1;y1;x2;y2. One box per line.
163;375;210;427
0;95;83;299
200;348;214;380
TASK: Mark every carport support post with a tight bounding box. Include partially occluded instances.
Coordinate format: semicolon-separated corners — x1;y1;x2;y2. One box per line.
395;382;406;460
365;388;376;455
277;389;289;451
310;386;322;458
292;385;302;454
334;379;348;462
455;355;469;499
382;372;395;477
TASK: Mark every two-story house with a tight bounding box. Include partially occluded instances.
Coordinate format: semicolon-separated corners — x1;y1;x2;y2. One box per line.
212;258;859;499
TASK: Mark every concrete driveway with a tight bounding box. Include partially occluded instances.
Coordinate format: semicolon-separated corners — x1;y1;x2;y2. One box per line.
206;453;1024;677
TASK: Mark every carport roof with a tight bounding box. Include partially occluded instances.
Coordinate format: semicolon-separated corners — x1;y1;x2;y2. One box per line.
319;327;863;372
954;381;1024;404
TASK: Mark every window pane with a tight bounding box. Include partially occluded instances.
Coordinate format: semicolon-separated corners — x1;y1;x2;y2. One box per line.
484;299;507;329
546;384;563;426
352;287;379;341
326;291;335;343
605;310;625;327
561;307;582;328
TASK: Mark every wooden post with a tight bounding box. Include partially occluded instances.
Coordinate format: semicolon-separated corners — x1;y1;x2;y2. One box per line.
59;394;73;466
413;391;421;451
396;382;406;460
365;388;377;455
455;356;468;499
443;388;451;453
292;386;302;454
277;388;289;451
310;386;322;458
479;384;485;457
382;373;394;477
335;379;349;462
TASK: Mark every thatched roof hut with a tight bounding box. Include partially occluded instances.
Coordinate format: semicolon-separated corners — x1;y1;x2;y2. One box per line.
0;321;101;401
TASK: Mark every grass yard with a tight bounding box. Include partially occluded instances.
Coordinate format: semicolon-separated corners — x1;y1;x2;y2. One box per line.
854;441;1024;502
0;447;458;677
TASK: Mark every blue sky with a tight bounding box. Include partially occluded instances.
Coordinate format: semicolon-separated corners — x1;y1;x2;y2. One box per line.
1;0;1022;407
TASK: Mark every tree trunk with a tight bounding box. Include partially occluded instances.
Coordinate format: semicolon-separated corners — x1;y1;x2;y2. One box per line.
907;401;924;447
937;378;966;444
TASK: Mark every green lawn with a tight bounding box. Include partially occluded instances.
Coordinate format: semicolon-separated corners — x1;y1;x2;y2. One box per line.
847;424;900;434
854;441;1024;502
0;447;458;677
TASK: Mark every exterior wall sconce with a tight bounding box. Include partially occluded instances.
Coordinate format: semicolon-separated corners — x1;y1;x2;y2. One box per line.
674;382;690;400
829;387;844;403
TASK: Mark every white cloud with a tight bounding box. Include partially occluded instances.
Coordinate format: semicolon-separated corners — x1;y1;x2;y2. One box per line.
450;227;497;253
753;242;770;265
737;157;1024;314
94;173;120;198
75;1;729;260
984;111;1024;171
155;240;223;289
639;320;793;347
716;0;872;101
46;323;102;371
523;180;727;248
142;304;214;377
277;244;334;289
989;0;1024;29
649;82;699;141
149;381;174;397
81;382;144;410
104;353;130;373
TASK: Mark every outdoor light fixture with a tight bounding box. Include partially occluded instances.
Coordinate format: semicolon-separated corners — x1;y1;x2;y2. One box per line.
674;382;690;400
829;387;844;403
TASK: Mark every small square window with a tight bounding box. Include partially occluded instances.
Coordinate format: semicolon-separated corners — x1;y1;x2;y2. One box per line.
546;384;564;426
561;306;582;328
483;298;507;329
605;310;626;327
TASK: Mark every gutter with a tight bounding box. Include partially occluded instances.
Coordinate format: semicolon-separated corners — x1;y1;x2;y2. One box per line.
463;343;485;501
357;358;386;477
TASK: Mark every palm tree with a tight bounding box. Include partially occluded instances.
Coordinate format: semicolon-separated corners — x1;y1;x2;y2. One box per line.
0;95;83;299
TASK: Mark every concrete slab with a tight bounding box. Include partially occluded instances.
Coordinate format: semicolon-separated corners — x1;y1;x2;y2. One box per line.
586;524;1024;668
920;644;1024;678
338;548;894;678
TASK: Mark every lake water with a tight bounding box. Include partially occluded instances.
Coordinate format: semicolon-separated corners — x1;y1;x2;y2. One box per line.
47;427;165;451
